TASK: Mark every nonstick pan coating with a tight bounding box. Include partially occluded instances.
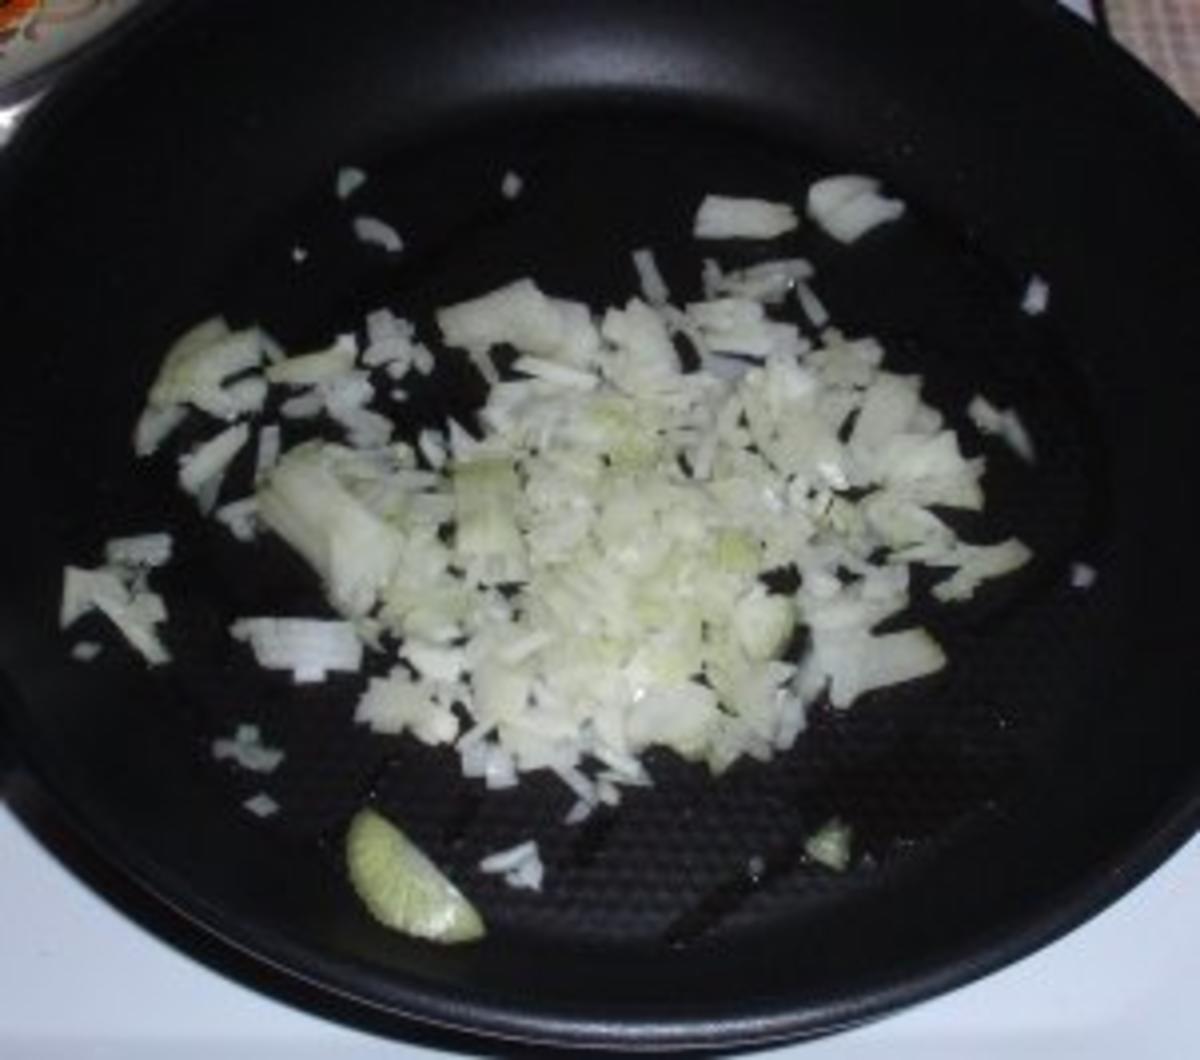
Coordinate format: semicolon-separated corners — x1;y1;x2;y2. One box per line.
2;0;1200;1049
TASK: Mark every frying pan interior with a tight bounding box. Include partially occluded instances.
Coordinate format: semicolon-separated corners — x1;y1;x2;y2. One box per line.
2;0;1200;1049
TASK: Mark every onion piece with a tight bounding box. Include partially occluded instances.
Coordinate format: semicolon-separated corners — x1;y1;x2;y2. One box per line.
243;793;281;818
501;170;524;199
212;724;285;773
807;175;905;244
694;195;799;240
267;335;357;386
705;258;814;304
104;533;173;570
437;278;600;367
479;840;544;892
215;497;259;542
71;641;103;663
336;166;368;200
968;395;1036;464
1022;275;1050;316
355;668;460;745
632;247;670;306
60;566;170;666
353;215;404;254
178;423;250;511
230;617;364;682
133;404;188;457
148;320;265;420
804;817;853;872
257;442;405;616
1071;562;1097;590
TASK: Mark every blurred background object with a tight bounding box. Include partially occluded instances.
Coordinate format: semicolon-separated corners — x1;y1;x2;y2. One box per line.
0;0;138;95
1107;0;1200;112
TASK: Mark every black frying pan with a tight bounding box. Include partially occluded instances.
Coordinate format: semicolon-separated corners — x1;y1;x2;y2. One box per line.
2;0;1200;1050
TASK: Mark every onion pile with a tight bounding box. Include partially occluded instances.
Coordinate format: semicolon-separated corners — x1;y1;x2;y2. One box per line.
63;174;1036;896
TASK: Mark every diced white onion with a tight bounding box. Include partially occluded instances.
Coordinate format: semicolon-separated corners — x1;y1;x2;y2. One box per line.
336;166;368;200
807;175;905;244
694;195;799;240
70;641;103;663
178;423;250;510
60;565;170;666
804;817;853;871
215;497;259;542
231;617;364;682
501;171;524;199
104;533;173;569
267;335;357;386
212;724;285;773
244;792;281;818
968;395;1036;464
1022;275;1050;316
479;840;544;891
1071;562;1097;590
632;247;670;306
133;404;188;457
353;215;404;254
126;201;1036;820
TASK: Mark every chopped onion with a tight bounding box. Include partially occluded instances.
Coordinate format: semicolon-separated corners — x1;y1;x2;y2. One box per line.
231;617;364;682
686;298;804;359
255;424;282;481
512;355;598;390
355;667;460;745
801;627;946;709
930;540;1033;602
795;281;831;328
704;258;814;304
363;308;416;372
968;394;1036;464
147;319;265;420
501;170;524;199
437;279;600;367
60;565;170;666
336;166;368;200
256;442;406;616
104;533;173;570
353;215;404;254
123;197;1037;825
133;404;188;457
212;724;285;773
479;840;544;891
215;497;259;542
807;175;905;244
418;429;447;470
632;247;670;306
178;423;250;510
70;641;103;663
694;195;799;240
267;335;357;386
243;792;281;818
804;817;853;872
1022;275;1050;316
1070;562;1097;590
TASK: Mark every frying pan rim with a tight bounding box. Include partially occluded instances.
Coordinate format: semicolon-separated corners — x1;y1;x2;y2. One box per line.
4;0;1200;1050
8;731;1200;1051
